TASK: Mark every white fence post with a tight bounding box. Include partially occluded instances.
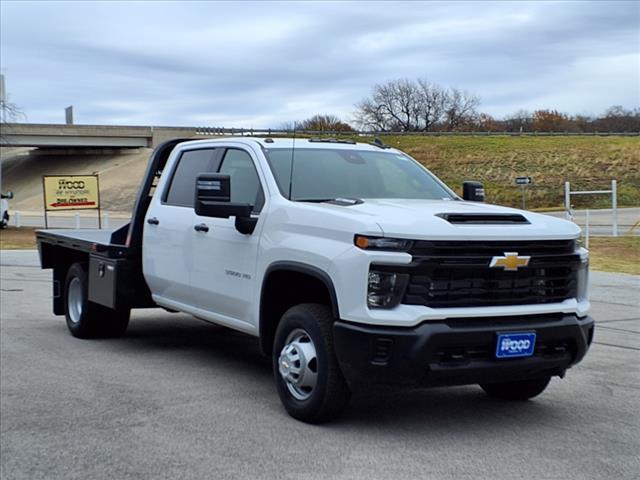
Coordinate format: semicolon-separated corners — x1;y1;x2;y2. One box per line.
585;209;590;249
75;213;80;229
103;213;110;229
564;181;571;220
15;211;21;228
611;180;618;237
564;180;618;235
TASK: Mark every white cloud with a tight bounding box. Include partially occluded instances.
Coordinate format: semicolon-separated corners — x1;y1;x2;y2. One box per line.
1;0;638;126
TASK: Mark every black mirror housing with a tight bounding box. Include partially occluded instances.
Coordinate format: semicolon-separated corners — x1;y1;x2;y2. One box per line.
196;173;230;203
194;174;256;234
462;181;485;202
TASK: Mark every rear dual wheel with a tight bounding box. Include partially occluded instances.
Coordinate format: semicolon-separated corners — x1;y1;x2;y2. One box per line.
64;262;130;338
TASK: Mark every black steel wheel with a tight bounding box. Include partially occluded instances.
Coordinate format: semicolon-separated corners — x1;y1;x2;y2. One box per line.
64;262;129;338
273;303;351;423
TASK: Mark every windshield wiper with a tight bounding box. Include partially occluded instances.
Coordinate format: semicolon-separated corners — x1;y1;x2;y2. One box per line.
296;197;363;206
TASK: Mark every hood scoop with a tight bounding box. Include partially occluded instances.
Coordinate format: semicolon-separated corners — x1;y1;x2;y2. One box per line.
436;213;530;225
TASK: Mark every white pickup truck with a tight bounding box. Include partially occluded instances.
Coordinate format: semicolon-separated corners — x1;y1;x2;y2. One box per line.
37;137;594;423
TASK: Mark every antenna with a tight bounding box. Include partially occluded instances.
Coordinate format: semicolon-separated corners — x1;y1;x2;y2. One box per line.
288;124;297;200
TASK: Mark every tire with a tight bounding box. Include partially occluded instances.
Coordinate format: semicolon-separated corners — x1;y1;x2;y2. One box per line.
64;262;130;339
273;303;351;423
480;377;551;401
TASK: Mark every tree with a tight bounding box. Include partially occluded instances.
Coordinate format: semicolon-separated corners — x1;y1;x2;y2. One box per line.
354;78;480;132
416;79;449;131
354;78;421;131
504;110;533;132
278;120;303;131
476;113;501;132
596;105;640;132
443;88;480;131
0;97;26;144
300;114;353;132
532;110;573;132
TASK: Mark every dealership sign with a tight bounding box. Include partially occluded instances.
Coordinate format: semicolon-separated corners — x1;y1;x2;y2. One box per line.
43;175;100;211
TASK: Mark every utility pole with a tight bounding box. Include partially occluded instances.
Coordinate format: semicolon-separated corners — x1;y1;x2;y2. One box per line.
0;74;6;195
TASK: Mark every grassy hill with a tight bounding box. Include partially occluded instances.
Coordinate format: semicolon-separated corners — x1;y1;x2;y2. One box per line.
2;135;638;213
368;135;640;209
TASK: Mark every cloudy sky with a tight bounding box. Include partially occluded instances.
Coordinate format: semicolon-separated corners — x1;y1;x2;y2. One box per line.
1;0;638;127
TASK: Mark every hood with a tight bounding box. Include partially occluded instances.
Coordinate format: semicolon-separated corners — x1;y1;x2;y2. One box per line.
316;199;581;240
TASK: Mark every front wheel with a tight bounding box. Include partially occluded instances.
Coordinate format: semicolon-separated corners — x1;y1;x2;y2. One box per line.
273;304;351;423
480;377;551;401
64;262;130;339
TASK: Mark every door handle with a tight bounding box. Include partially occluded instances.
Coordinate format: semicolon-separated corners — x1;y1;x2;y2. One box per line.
147;217;159;225
194;223;209;233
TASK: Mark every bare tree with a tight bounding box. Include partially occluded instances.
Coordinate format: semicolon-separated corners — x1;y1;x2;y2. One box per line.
353;98;389;131
300;114;353;132
443;88;480;131
0;97;26;144
504;110;533;132
369;78;421;131
596;105;640;132
277;120;304;132
354;78;480;132
416;79;448;131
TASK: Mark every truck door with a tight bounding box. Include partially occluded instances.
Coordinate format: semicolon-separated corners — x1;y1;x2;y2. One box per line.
143;148;223;306
190;147;264;327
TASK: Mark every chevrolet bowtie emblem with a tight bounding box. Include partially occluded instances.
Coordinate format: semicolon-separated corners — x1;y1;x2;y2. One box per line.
490;252;531;271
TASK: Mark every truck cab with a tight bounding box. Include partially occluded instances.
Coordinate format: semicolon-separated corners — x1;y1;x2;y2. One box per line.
37;137;594;423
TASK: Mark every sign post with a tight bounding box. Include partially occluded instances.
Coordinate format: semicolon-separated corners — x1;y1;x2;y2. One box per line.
42;175;101;228
515;176;532;210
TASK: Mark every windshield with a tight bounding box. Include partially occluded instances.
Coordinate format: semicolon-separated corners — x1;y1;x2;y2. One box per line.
264;148;455;202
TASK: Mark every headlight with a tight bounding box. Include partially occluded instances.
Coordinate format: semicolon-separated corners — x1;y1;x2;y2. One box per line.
367;270;409;308
576;247;589;301
355;235;412;251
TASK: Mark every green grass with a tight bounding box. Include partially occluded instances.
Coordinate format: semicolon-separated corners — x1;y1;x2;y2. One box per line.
317;135;640;209
587;236;640;275
0;227;37;249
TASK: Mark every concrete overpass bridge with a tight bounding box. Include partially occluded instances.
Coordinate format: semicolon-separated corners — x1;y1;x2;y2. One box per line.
0;123;202;149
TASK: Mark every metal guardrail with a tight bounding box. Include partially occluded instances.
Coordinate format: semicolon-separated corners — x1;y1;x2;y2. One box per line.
193;127;640;137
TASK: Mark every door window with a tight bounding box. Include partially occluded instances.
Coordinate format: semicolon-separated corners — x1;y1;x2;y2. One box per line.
219;149;264;213
165;149;221;207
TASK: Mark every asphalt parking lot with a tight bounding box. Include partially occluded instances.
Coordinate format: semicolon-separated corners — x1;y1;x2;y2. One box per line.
1;250;639;480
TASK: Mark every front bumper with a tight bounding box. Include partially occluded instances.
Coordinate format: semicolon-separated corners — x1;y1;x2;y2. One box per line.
333;313;594;388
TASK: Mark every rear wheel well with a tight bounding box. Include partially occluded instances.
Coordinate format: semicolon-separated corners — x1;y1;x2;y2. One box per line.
41;244;89;315
260;266;338;356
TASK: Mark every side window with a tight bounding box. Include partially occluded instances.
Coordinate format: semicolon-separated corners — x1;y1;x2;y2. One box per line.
165;149;221;207
219;149;264;213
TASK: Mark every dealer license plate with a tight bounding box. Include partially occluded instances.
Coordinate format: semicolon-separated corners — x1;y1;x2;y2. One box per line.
495;332;536;359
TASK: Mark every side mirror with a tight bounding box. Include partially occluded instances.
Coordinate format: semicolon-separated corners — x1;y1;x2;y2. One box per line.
1;191;13;200
462;181;485;202
194;174;257;234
